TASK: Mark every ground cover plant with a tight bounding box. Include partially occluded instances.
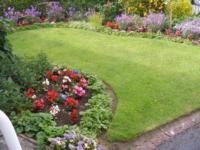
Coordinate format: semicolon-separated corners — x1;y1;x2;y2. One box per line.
8;27;200;142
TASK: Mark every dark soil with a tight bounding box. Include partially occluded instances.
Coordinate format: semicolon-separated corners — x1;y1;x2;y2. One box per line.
54;90;92;126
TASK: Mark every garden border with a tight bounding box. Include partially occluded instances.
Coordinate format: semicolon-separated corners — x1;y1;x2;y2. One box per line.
9;22;200;47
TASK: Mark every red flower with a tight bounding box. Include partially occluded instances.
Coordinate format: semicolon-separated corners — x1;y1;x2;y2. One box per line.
137;27;144;32
47;89;59;103
165;29;173;36
25;88;35;98
70;109;78;123
51;75;59;82
46;71;53;77
59;71;64;76
127;27;132;32
63;97;79;109
175;30;181;36
33;98;45;110
106;22;114;28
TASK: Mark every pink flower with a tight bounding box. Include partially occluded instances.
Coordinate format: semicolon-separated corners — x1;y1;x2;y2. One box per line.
73;85;86;97
79;78;88;88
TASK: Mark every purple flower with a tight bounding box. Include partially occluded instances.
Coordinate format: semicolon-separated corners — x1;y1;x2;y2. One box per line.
63;133;76;139
24;6;41;17
60;94;68;100
4;7;20;21
97;145;102;150
143;12;167;32
115;13;134;30
47;2;64;19
77;141;84;150
175;18;200;39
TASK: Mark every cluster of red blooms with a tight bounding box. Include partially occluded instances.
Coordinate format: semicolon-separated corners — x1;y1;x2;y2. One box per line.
165;29;182;37
33;98;45;110
47;90;59;103
25;67;89;124
105;22;119;29
63;97;79;123
25;88;35;98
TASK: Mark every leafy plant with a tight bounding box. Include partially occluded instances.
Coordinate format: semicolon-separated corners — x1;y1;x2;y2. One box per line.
143;12;167;32
88;13;104;26
80;94;112;135
115;13;134;30
10;111;68;149
123;0;166;16
166;0;192;19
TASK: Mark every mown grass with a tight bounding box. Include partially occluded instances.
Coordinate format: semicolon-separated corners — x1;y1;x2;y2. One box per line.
8;28;200;141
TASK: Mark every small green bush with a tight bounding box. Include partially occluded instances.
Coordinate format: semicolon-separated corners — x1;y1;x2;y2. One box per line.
167;0;192;19
11;111;68;149
88;13;104;26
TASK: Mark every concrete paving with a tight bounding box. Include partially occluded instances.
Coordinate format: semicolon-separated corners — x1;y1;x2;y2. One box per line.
156;124;200;150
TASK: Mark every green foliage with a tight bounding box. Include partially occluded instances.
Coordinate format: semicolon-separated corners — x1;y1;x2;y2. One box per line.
11;111;68;149
0;53;52;114
88;13;104;26
17;53;52;90
80;94;112;135
122;0;166;16
85;73;105;95
0;19;14;60
0;0;44;16
101;2;123;22
167;0;192;19
0;78;32;114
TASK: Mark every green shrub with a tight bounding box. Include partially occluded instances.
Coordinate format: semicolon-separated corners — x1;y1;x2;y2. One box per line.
88;13;104;26
11;111;68;149
167;0;192;19
123;0;166;16
101;2;123;23
80;94;112;135
0;53;52;114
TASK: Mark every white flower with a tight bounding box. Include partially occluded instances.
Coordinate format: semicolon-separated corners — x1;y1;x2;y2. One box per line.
50;105;60;116
31;95;36;99
63;76;71;82
43;79;50;86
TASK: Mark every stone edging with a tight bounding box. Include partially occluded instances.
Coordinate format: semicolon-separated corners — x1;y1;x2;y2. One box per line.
106;109;200;150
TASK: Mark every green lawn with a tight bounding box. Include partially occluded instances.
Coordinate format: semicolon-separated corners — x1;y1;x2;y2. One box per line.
8;28;200;141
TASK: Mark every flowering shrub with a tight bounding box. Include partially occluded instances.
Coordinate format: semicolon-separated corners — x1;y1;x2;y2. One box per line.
66;8;96;21
4;7;20;21
47;2;64;21
143;12;167;32
175;18;200;39
115;13;134;30
49;132;101;150
24;6;41;17
125;0;165;16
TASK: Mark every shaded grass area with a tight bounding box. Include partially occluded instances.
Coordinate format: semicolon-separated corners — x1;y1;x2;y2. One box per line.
8;28;200;141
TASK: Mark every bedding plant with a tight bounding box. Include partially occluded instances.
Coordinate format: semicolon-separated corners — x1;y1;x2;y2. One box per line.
10;62;112;149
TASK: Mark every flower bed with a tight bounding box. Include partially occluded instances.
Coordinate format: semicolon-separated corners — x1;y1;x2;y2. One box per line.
2;53;113;149
25;67;90;125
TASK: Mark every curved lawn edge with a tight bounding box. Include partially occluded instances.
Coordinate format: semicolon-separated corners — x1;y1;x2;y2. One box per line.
100;109;200;150
9;21;198;47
